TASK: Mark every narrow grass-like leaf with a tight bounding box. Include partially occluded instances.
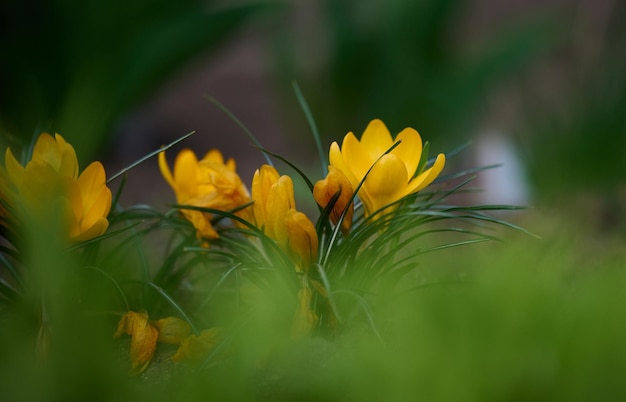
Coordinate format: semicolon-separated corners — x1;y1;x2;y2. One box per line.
255;146;315;191
331;289;385;345
292;81;327;176
203;94;273;166
81;266;130;311
107;131;195;183
197;263;242;311
145;281;200;335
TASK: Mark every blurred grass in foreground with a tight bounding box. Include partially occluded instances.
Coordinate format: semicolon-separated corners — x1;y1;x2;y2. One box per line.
2;208;625;401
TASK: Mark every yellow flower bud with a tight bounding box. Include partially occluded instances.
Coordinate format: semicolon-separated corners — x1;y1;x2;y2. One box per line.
284;209;318;270
313;166;354;234
250;165;318;269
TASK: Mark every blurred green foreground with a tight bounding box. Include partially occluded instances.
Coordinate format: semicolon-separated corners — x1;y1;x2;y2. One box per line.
1;210;625;402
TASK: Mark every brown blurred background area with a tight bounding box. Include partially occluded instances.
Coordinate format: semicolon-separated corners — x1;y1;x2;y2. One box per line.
2;0;624;222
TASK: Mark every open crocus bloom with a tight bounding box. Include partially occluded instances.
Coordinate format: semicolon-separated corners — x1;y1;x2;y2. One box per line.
329;119;445;219
159;148;250;241
1;133;111;242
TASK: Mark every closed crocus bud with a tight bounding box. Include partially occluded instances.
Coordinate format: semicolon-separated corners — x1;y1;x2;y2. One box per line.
284;209;318;271
313;166;354;235
250;165;295;242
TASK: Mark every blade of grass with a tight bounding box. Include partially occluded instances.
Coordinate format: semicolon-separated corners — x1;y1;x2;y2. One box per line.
292;81;327;176
107;131;195;183
203;93;273;166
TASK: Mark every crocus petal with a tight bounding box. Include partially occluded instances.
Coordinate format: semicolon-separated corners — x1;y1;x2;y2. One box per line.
313;166;354;234
341;132;372;181
266;176;295;242
114;311;159;375
72;217;109;243
158;150;176;190
154;317;191;344
171;328;221;363
329;141;359;189
80;186;112;232
77;161;107;212
172;149;200;203
393;127;422;178
284;209;318;270
362;154;408;216
31;133;57;165
359;119;394;160
406;153;446;194
251;165;281;229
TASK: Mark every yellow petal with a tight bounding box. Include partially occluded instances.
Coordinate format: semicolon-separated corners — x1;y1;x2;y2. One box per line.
313;166;354;234
341;131;372;181
114;311;159;375
359;119;394;161
406;153;446;194
158;150;176;190
56;138;79;179
328;141;359;189
392;127;422;179
284;209;318;270
80;186;112;233
251;165;280;229
266;175;295;242
171;328;221;363
72;217;109;243
173;149;200;203
154;317;191;344
362;154;408;217
77;161;108;213
31;133;57;164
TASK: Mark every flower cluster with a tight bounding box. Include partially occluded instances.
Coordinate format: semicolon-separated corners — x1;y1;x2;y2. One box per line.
154;118;445;344
0;119;448;375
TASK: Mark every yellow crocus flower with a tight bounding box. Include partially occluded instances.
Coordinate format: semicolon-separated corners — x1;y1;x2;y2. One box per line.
329;119;445;219
114;311;194;374
313;166;354;234
284;209;318;270
1;133;111;242
158;148;250;241
249;165;318;269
